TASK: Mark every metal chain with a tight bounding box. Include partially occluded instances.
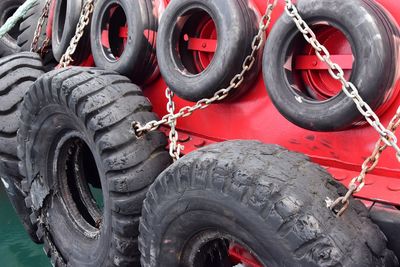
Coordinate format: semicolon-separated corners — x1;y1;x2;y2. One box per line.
38;36;51;57
59;0;94;68
30;0;52;53
131;0;278;138
166;89;184;161
283;0;400;215
330;106;400;216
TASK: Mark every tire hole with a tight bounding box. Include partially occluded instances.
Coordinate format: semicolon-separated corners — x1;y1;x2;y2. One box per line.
100;3;127;61
59;137;103;231
173;9;218;75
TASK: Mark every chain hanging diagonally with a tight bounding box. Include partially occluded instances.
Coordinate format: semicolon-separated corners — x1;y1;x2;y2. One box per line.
30;0;52;54
131;0;278;140
166;89;184;161
283;0;400;216
59;0;94;68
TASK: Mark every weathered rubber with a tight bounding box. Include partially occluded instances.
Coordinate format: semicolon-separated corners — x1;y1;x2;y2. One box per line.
0;0;25;57
18;67;171;266
90;0;160;85
139;140;398;267
156;0;261;102
263;0;397;131
17;0;56;70
0;52;44;243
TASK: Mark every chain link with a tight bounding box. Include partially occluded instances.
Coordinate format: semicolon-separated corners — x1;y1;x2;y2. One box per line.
131;0;278;138
59;0;94;68
166;88;184;161
284;0;400;156
134;0;399;216
30;0;52;53
284;0;400;216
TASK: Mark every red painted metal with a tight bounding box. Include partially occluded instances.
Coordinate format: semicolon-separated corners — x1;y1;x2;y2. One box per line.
187;37;217;53
293;26;354;100
141;0;400;207
228;243;263;267
295;55;353;70
46;0;56;38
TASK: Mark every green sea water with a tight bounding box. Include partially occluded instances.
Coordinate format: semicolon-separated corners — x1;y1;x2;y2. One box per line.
0;185;50;267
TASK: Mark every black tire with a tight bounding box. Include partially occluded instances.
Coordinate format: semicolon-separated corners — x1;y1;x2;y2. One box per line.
18;0;57;70
262;0;398;131
0;0;24;57
90;0;161;85
18;67;171;266
156;0;261;102
139;140;398;267
52;0;91;63
0;52;44;243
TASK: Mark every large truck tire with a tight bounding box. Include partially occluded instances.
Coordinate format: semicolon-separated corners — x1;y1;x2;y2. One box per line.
0;0;25;57
263;0;398;131
139;141;398;267
18;67;171;266
0;52;44;243
156;0;261;102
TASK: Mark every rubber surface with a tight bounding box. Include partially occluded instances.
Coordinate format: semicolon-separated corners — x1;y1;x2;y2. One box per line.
18;67;171;266
0;0;24;57
0;52;44;243
51;0;91;63
17;0;56;70
90;0;161;85
156;0;261;102
139;140;398;267
263;0;398;131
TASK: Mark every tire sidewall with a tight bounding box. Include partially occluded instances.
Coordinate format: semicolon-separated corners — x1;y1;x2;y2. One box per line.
25;104;111;265
90;0;148;81
157;0;254;101
263;0;393;131
147;189;287;267
52;0;83;61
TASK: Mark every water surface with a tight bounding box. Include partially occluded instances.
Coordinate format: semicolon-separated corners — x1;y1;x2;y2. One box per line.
0;184;50;267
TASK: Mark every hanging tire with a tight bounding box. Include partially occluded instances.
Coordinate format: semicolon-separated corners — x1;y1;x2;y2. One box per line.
262;0;398;131
139;141;398;267
51;0;92;64
0;52;44;243
18;67;171;266
0;0;25;57
18;0;57;70
90;0;163;85
156;0;261;102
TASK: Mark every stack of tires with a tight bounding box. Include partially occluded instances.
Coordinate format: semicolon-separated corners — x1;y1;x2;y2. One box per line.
0;0;398;266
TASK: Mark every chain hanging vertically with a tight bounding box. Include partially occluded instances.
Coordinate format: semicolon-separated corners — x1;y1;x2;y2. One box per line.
30;0;52;53
59;0;94;68
131;0;278;138
283;0;400;216
165;88;184;161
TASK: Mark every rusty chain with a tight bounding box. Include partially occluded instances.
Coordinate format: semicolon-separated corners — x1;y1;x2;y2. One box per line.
59;0;94;67
131;0;278;145
30;0;52;54
284;0;400;216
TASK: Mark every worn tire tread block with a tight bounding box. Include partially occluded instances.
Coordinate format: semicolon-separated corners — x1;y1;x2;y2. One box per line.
0;52;44;243
18;67;171;266
139;141;398;267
